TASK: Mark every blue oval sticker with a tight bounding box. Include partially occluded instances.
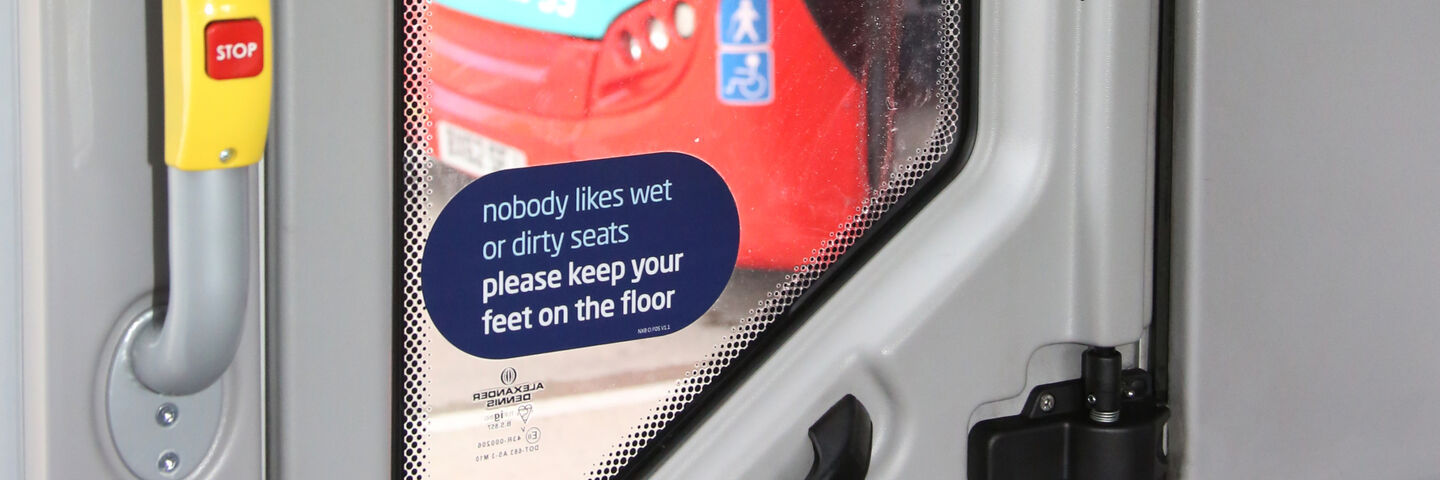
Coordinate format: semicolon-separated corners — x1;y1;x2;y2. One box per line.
422;152;740;359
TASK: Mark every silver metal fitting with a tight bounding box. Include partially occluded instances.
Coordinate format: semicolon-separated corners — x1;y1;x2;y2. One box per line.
157;451;179;474
155;403;179;427
1090;409;1120;423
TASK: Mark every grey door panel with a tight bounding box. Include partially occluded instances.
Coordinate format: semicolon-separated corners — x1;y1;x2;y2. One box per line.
2;0;22;475
10;0;393;477
11;0;266;477
265;0;392;478
1172;1;1440;477
13;0;1440;478
14;1;265;477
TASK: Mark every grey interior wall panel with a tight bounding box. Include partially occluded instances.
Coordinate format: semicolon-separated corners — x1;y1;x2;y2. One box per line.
1173;1;1440;477
2;0;22;476
15;0;264;478
266;0;393;478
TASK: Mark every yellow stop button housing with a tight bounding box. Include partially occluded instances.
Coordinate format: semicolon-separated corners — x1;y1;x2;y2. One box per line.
164;0;272;171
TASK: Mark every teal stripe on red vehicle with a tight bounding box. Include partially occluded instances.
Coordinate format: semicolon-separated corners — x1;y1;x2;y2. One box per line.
433;0;646;39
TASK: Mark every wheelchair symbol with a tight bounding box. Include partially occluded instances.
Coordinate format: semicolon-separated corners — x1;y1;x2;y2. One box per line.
720;51;773;104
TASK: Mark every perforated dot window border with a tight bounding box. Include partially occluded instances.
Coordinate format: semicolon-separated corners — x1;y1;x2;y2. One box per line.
398;0;433;477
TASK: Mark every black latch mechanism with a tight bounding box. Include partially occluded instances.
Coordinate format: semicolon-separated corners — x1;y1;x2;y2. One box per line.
967;347;1170;480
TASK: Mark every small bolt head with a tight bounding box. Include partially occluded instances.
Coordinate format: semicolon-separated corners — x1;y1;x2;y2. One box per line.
155;403;179;427
219;148;236;163
158;451;180;474
1125;390;1137;399
1038;393;1056;412
1086;394;1097;405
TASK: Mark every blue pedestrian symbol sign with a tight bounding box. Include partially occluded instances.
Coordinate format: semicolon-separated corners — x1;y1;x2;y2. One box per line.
719;0;770;47
716;0;773;105
719;51;773;105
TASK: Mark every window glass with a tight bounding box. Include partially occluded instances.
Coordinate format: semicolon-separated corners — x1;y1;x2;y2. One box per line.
400;0;968;477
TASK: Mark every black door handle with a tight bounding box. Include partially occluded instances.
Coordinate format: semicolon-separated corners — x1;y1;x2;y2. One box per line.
804;395;874;480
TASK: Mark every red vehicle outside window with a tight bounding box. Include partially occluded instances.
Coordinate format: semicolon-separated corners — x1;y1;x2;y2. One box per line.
425;0;873;269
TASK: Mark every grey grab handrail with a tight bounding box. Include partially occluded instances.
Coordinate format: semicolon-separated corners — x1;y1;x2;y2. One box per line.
130;167;251;396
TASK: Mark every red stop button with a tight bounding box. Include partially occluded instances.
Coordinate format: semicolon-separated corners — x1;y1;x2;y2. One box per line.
205;19;264;80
